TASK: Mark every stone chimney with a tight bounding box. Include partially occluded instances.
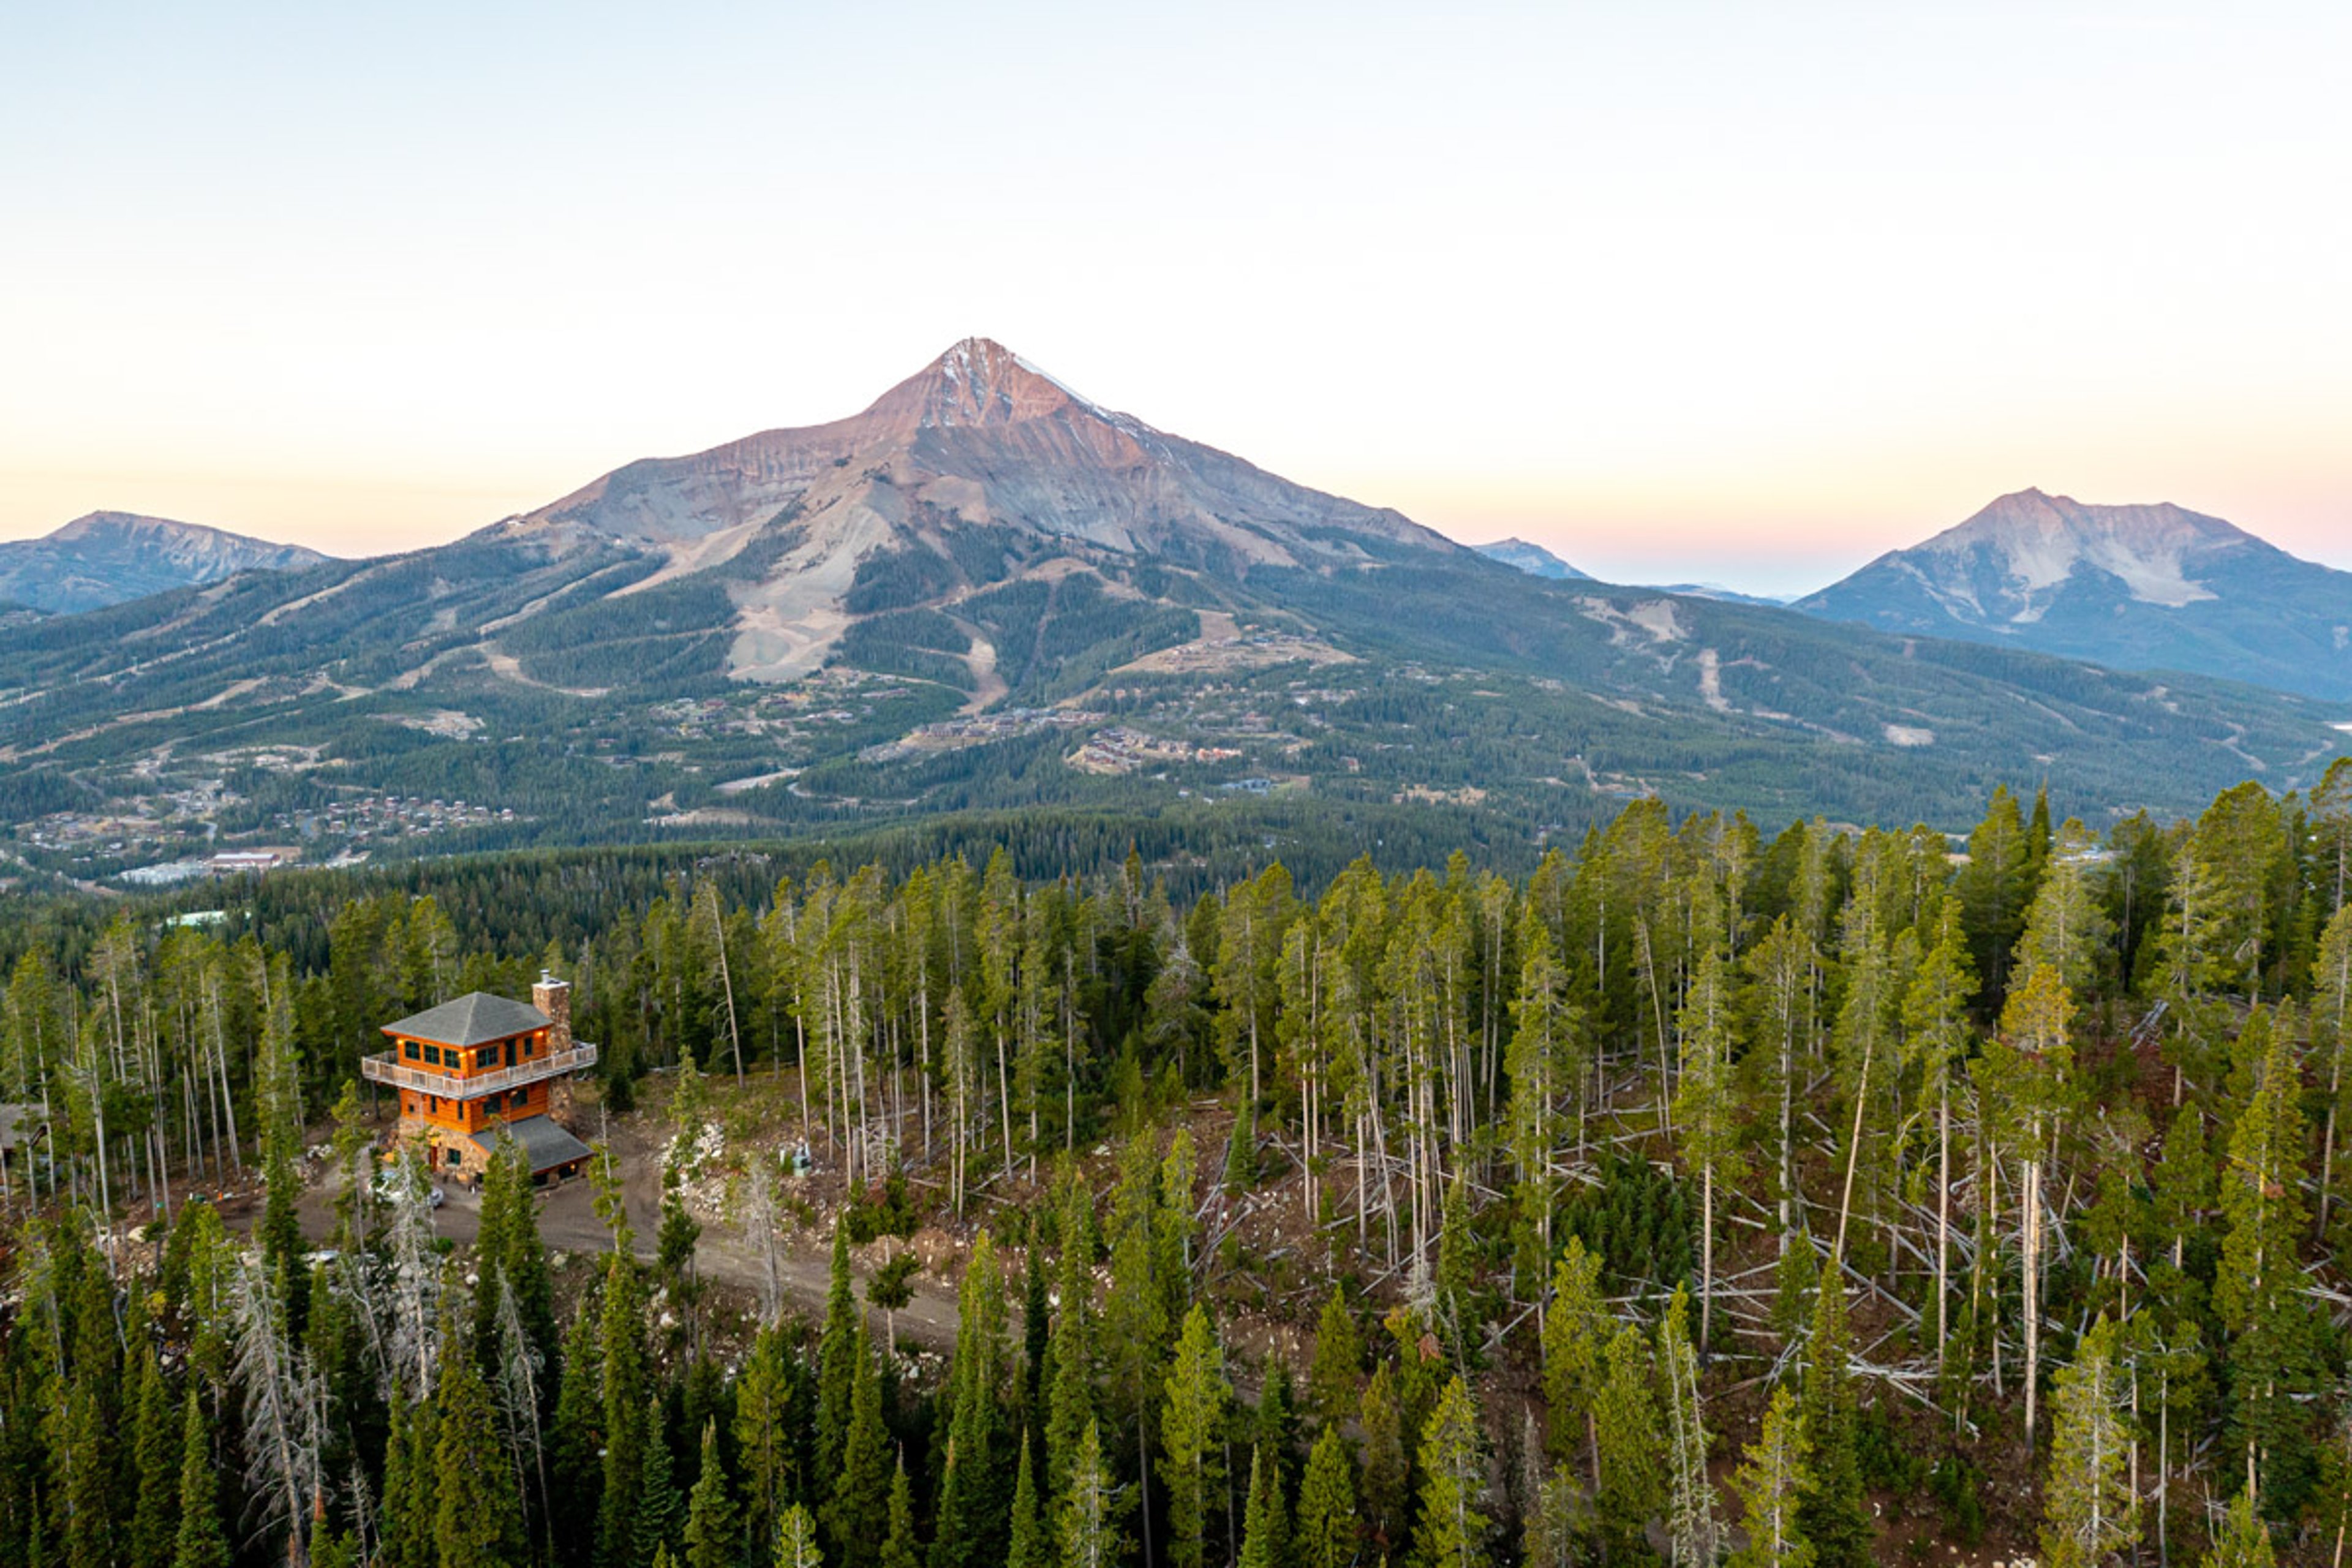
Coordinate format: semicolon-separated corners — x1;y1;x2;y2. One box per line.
532;971;573;1053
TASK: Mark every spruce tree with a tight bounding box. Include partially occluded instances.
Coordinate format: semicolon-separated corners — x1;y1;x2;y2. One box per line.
1796;1270;1870;1568
1360;1362;1409;1552
817;1223;860;1485
1539;1237;1607;1477
129;1343;179;1568
1593;1324;1662;1561
172;1389;230;1568
684;1420;742;1568
1410;1377;1489;1568
433;1339;526;1568
832;1322;892;1566
735;1325;793;1549
933;1232;1011;1568
548;1304;606;1568
1044;1215;1098;1500
1237;1444;1289;1568
881;1460;921;1568
635;1393;685;1568
2041;1316;2137;1568
596;1257;650;1568
780;1503;825;1568
1008;1434;1048;1568
1159;1303;1230;1568
1726;1386;1812;1568
1307;1287;1363;1430
1295;1427;1359;1568
2203;1490;2277;1567
1057;1419;1123;1568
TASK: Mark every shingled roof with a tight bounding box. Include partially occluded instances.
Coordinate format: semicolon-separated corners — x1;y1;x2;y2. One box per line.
382;992;551;1048
469;1115;592;1172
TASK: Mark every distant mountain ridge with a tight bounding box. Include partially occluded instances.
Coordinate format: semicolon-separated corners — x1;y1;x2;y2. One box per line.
1796;488;2352;700
0;351;2343;879
1476;538;1589;580
0;511;327;614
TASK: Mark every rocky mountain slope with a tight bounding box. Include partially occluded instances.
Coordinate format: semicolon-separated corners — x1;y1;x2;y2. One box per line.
0;511;327;614
1796;488;2352;699
0;355;2344;881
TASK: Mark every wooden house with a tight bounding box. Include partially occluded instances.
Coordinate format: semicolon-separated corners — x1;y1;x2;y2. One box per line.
361;974;597;1183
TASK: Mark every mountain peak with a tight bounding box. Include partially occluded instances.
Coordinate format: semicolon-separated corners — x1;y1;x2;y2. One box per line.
863;337;1104;431
1796;488;2352;699
0;511;326;615
1946;489;2250;549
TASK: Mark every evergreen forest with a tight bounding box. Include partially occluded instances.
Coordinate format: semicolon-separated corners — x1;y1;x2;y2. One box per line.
4;760;2352;1567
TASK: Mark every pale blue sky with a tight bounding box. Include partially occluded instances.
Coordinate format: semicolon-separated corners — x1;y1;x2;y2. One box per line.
4;2;2347;594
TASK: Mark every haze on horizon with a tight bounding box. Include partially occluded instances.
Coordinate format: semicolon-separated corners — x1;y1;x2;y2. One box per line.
4;2;2348;598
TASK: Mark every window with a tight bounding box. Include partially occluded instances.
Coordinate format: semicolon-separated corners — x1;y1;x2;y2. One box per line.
446;1146;461;1166
505;1039;517;1068
402;1039;420;1061
424;1046;442;1066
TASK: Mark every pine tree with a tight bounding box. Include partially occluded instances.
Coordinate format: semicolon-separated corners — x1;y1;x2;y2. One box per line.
832;1321;893;1564
684;1420;742;1568
1539;1237;1607;1477
434;1341;527;1568
549;1305;606;1568
1295;1427;1358;1568
933;1232;1011;1568
130;1343;180;1568
1411;1377;1489;1568
1726;1386;1812;1568
597;1258;650;1568
2203;1490;2277;1567
734;1325;793;1550
1361;1362;1409;1552
1057;1419;1123;1568
2041;1316;2137;1568
1307;1287;1363;1429
382;1387;442;1568
1008;1434;1049;1568
1238;1444;1290;1568
636;1393;685;1568
881;1461;921;1568
1796;1267;1871;1568
818;1223;860;1485
780;1503;825;1568
1593;1324;1662;1561
56;1372;113;1568
1160;1303;1230;1568
1046;1186;1098;1499
172;1389;230;1568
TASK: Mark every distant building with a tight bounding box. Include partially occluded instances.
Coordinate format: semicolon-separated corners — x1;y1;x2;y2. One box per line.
360;975;598;1183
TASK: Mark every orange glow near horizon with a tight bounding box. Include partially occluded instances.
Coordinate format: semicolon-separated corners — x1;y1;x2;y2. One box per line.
4;4;2349;597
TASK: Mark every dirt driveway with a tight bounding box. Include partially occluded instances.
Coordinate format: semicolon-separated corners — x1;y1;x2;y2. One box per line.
295;1120;968;1349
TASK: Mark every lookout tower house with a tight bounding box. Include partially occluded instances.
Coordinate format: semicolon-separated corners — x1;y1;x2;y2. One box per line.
361;974;597;1183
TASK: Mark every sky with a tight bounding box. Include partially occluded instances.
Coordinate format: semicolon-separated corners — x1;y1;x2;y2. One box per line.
4;2;2348;597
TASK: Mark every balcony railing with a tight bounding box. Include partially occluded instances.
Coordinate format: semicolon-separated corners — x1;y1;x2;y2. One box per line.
360;1041;599;1100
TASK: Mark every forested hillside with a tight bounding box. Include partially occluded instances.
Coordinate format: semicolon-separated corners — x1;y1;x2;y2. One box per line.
4;760;2352;1566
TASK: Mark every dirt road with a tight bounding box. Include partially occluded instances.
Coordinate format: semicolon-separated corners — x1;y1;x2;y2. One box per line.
296;1145;969;1349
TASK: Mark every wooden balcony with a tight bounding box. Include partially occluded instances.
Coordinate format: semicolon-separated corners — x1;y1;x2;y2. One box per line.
360;1041;598;1100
